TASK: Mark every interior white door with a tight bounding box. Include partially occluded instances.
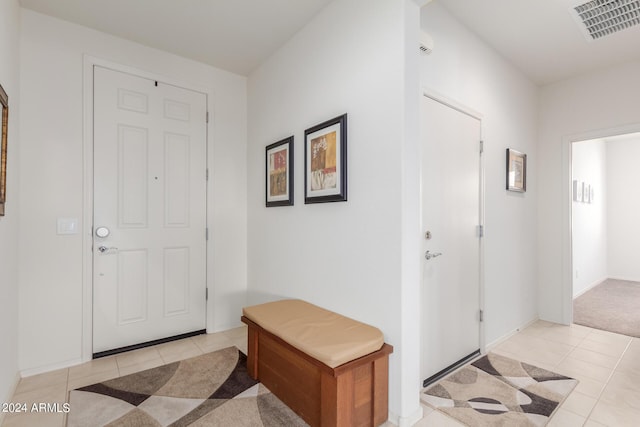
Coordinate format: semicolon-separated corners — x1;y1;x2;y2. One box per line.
93;66;207;354
420;95;482;385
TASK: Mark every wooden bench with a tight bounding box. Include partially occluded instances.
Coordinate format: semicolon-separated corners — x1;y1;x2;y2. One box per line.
241;299;393;427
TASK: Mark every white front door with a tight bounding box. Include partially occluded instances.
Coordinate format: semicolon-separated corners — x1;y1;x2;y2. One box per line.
420;94;482;385
93;66;207;355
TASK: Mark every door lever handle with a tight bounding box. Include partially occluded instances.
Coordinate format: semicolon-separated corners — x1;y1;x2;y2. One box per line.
424;250;442;260
98;246;118;254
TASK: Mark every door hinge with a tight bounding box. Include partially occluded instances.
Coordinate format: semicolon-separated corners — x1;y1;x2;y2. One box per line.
206;288;209;301
206;111;209;123
477;225;484;237
206;168;209;180
479;310;484;322
206;228;209;240
479;140;484;154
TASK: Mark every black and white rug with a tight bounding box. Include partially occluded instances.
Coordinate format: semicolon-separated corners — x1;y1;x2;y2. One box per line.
67;346;308;426
422;353;578;426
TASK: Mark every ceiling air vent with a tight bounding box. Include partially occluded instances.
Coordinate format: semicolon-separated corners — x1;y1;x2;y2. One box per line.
571;0;640;40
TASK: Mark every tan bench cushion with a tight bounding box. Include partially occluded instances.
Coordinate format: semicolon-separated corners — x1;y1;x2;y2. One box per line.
242;299;384;368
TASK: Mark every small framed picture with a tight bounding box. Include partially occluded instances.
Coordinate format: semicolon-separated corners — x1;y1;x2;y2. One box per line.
0;83;8;216
265;136;294;207
304;114;347;204
506;148;526;192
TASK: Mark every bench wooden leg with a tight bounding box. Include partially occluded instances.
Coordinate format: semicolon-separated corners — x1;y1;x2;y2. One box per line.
246;327;259;379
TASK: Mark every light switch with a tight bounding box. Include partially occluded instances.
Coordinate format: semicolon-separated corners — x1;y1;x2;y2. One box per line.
57;218;79;235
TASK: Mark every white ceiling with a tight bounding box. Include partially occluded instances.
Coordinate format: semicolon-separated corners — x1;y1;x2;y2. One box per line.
437;0;640;85
19;0;334;76
19;0;640;84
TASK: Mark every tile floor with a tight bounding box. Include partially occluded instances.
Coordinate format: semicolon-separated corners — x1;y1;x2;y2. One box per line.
2;320;639;426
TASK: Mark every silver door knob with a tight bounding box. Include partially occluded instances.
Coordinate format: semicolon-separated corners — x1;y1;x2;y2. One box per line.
424;250;442;260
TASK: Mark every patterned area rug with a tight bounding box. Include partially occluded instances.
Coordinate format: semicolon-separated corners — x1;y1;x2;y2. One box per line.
67;346;308;426
422;353;578;427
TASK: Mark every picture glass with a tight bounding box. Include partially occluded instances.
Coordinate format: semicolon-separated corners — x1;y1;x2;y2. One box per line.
307;123;341;197
267;144;290;203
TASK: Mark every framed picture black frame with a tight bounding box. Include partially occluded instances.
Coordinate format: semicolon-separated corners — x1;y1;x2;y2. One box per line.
506;148;526;192
265;136;294;207
304;113;347;204
0;83;8;216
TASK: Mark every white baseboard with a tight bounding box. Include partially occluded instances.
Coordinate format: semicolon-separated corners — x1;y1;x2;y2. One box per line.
0;371;21;424
485;317;539;352
608;276;640;283
573;277;608;299
20;357;83;378
389;405;424;427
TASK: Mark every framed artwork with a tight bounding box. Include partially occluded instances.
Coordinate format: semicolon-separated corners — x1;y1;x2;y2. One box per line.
304;114;347;204
266;136;294;207
0;83;8;216
506;148;526;192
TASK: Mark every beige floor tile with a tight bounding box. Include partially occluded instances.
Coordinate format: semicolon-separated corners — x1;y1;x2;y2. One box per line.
547;408;586;427
156;338;204;363
191;332;234;353
606;369;640;392
68;356;118;382
579;337;629;358
117;357;165;377
222;325;248;340
555;357;614;383
114;346;162;369
586;328;633;345
15;369;68;395
159;346;204;364
616;353;640;376
567;347;620;369
10;382;68;408
589;399;640;427
624;338;640;356
3;411;64;427
559;390;597;418
599;382;640;412
584;420;608;427
539;324;591;345
414;410;465;427
572;376;607;399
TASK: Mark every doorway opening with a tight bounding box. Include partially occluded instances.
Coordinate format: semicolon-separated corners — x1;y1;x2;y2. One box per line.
570;131;640;336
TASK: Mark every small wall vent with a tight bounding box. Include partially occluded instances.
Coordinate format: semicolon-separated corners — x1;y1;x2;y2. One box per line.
571;0;640;40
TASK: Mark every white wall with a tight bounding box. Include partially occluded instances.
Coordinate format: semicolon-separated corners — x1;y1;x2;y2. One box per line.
247;0;422;423
19;10;247;373
0;0;22;413
572;139;607;296
539;59;640;323
607;137;640;281
420;3;539;344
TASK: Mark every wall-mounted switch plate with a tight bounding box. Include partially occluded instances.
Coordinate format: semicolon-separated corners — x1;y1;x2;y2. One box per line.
57;218;79;235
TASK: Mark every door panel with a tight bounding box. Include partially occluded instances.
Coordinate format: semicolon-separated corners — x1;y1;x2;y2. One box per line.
420;95;482;383
93;66;207;354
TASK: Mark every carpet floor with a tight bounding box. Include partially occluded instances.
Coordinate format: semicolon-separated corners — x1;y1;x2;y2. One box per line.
421;353;578;427
66;346;308;426
573;278;640;337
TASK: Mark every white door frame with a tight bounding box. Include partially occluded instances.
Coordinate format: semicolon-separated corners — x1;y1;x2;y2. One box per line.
420;87;486;355
81;55;211;362
561;122;640;325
